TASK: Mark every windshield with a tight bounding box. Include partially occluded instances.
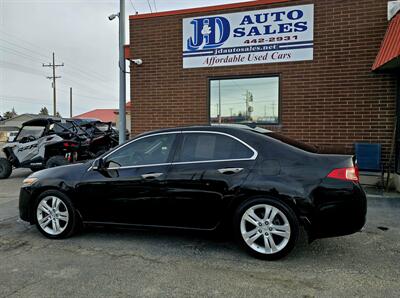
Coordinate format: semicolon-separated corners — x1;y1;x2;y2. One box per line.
16;126;45;141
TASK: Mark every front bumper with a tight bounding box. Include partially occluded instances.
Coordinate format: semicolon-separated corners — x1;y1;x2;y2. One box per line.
19;187;34;224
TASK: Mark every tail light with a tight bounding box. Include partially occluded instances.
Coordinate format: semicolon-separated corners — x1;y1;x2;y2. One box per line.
327;166;359;182
63;142;78;148
65;153;72;162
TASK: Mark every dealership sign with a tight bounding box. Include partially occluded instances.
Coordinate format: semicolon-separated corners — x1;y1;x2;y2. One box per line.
182;4;314;68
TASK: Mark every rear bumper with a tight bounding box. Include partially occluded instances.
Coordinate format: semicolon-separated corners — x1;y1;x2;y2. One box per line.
310;181;367;239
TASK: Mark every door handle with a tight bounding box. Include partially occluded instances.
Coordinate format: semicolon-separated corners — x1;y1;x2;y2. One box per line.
141;173;163;179
217;168;244;175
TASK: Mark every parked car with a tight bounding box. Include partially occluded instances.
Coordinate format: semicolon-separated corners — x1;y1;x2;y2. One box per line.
0;118;120;179
19;125;366;260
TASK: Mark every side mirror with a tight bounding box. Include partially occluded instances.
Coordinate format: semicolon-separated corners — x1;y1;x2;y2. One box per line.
92;158;106;171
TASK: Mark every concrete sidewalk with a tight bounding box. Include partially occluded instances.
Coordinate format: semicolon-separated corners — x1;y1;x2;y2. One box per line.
363;185;400;200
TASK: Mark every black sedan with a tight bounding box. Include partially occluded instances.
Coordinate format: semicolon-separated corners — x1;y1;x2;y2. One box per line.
19;125;366;260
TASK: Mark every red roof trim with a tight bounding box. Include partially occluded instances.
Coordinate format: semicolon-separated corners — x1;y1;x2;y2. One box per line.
372;12;400;71
73;109;117;123
129;0;291;20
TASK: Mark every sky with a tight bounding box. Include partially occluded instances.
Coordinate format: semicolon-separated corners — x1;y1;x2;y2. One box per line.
0;0;248;117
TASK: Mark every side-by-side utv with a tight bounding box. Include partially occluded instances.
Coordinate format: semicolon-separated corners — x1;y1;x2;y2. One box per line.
0;118;122;179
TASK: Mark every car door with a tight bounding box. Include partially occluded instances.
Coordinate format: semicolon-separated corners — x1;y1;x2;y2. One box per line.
163;131;258;229
75;132;178;225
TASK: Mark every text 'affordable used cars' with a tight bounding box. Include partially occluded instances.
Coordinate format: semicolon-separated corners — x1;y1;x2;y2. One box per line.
19;125;366;260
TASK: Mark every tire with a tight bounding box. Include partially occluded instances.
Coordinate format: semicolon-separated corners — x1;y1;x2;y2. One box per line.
46;156;69;168
233;197;299;260
0;157;12;179
34;190;79;239
30;166;44;172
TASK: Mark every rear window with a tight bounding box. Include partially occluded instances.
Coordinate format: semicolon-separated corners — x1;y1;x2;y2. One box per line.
178;133;254;162
266;132;319;153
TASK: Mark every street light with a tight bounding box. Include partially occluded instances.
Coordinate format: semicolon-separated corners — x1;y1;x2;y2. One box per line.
108;0;126;144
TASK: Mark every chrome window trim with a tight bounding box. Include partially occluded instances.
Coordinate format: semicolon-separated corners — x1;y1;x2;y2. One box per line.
107;162;171;170
89;130;258;171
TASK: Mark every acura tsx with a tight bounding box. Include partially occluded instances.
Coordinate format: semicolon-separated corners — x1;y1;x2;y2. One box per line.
19;125;366;260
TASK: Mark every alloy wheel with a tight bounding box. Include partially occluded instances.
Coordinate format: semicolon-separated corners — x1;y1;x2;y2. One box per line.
240;203;291;255
36;196;69;236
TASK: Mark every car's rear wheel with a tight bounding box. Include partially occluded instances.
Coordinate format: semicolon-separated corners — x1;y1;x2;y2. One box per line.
34;190;78;239
234;198;299;260
0;157;12;179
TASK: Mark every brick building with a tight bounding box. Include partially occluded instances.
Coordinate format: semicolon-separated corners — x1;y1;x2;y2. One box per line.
127;0;400;167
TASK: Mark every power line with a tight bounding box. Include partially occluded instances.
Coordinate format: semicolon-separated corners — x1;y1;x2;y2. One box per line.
0;60;47;77
0;45;44;63
0;37;49;60
58;87;115;102
0;28;112;83
153;0;157;12
0;60;116;102
0;95;50;106
146;0;153;12
128;0;138;14
0;43;117;96
0;42;116;92
0;29;121;113
0;61;116;102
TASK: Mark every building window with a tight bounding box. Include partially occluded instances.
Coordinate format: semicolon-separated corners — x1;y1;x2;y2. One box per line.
210;76;280;125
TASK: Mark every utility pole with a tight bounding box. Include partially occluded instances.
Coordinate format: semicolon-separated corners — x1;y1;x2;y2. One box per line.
69;87;73;118
244;90;254;121
43;52;64;116
118;0;126;144
245;90;249;120
271;102;276;118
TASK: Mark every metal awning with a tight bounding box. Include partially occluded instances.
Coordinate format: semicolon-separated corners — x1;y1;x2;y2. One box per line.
372;12;400;71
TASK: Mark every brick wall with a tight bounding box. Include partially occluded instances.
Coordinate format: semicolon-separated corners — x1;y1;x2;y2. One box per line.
129;0;397;162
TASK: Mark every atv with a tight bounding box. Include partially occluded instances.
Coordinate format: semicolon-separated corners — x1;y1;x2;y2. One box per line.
75;120;120;156
0;118;102;179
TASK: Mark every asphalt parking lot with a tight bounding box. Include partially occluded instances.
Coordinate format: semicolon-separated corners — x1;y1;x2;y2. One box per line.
0;169;399;297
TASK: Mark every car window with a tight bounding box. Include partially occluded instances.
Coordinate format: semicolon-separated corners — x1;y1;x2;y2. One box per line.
16;126;45;141
177;133;254;162
105;133;176;167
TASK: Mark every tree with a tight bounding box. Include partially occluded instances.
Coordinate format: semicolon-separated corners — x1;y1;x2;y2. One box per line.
39;107;49;115
3;108;17;119
55;111;62;118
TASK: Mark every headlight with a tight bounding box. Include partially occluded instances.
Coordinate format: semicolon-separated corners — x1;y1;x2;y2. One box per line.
22;177;38;186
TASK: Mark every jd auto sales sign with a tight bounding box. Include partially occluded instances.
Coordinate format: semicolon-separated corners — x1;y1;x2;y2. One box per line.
182;4;314;68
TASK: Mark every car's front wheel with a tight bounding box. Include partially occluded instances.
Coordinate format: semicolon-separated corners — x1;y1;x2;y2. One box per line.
34;190;78;239
234;198;299;260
